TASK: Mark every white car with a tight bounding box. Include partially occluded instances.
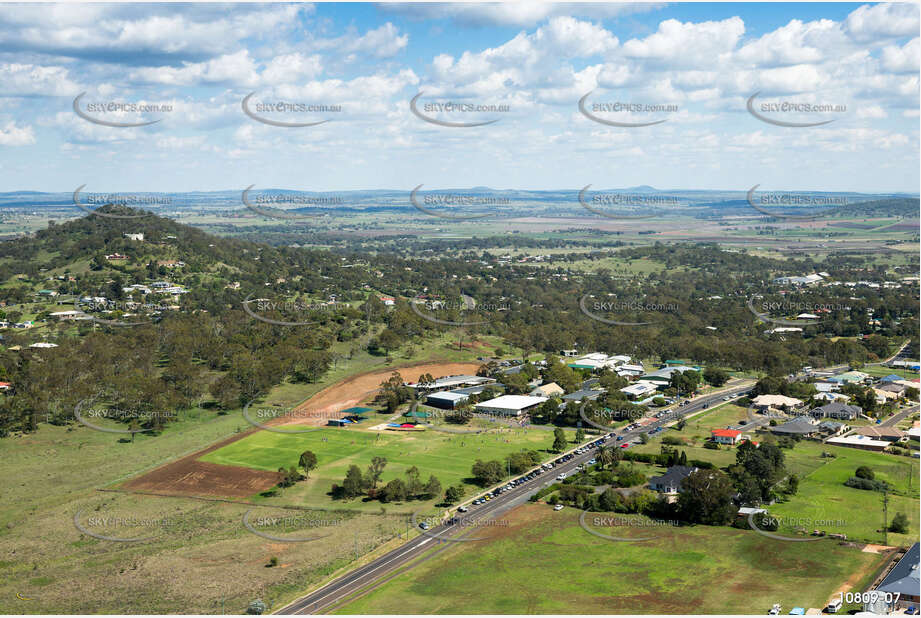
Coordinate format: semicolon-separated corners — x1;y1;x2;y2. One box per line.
556;473;566;480
553;504;564;511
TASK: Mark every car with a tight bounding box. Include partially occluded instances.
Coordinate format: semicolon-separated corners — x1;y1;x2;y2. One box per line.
825;598;842;614
768;604;781;615
484;495;491;501
588;459;597;465
738;420;746;425
419;522;430;530
457;505;468;513
723;395;731;401
615;435;623;441
556;473;567;480
553;504;564;511
620;443;630;448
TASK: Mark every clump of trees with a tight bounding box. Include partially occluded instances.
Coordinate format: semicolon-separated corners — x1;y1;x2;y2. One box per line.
331;458;443;503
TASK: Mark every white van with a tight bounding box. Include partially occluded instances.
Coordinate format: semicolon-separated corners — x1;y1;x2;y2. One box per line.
825;598;842;614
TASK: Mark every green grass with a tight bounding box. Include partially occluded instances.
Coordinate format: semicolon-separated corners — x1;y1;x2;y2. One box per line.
767;445;919;545
200;425;566;511
334;503;888;614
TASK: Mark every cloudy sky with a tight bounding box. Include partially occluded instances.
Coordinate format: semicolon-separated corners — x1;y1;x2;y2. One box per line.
0;2;917;193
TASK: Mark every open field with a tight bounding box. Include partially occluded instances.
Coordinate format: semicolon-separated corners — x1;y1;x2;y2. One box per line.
334;503;890;615
767;446;919;545
0;353;504;613
630;427;919;545
120;360;483;499
0;488;407;614
200;425;564;512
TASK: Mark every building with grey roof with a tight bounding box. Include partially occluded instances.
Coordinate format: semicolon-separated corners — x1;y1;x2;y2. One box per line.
874;543;919;606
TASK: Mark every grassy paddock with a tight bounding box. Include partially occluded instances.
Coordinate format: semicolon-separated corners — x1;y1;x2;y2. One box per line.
334;503;888;615
200;425;565;512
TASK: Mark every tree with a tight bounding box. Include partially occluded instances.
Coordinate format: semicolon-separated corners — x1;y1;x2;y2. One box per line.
703;367;729;387
342;465;365;498
889;512;909;534
785;473;799;495
366;456;387;489
423;475;442;499
405;466;423;498
855;466;874;480
595;444;612;470
575;427;585;443
444;485;464;504
381;478;407;502
298;450;318;478
471;459;504;486
677;469;737;525
552;427;567;453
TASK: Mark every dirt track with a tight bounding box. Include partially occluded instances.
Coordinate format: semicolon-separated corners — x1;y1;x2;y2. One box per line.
120;361;482;498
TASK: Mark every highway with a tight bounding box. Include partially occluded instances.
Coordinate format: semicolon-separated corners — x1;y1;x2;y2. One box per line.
275;381;754;614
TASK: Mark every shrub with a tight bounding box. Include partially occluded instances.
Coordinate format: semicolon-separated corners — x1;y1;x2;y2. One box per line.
855;466;874;480
844;476;888;492
889;512;909;534
703;441;719;450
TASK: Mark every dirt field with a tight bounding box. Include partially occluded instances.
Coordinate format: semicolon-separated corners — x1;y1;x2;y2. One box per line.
120;361;481;498
121;432;281;497
282;361;481;426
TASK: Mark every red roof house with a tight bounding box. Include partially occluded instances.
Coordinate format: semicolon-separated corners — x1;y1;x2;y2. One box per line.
711;428;742;445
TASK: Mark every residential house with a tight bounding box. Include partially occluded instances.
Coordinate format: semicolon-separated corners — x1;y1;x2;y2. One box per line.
770;416;820;438
817;421;849;437
751;394;804;413
827;371;870;385
825;434;889;452
854;426;905;442
711;429;742;445
877;382;906;397
814;392;850;403
874;543;920;607
123;233;144;241
810;402;861;420
872;387;900;404
648;466;697;494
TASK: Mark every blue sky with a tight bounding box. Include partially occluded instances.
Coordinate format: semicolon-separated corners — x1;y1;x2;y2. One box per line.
0;2;917;193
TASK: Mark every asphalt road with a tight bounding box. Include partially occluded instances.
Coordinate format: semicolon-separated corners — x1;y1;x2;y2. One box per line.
275;382;754;615
879;404;919;428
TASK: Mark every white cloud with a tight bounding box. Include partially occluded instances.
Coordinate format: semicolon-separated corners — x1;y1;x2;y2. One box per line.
129;50;260;86
622;18;745;66
0;62;79;96
845;3;920;42
881;37;920;73
378;3;662;27
0;121;35;145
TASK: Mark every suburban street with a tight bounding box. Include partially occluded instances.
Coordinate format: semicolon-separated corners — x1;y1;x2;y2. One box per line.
275;382;755;615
